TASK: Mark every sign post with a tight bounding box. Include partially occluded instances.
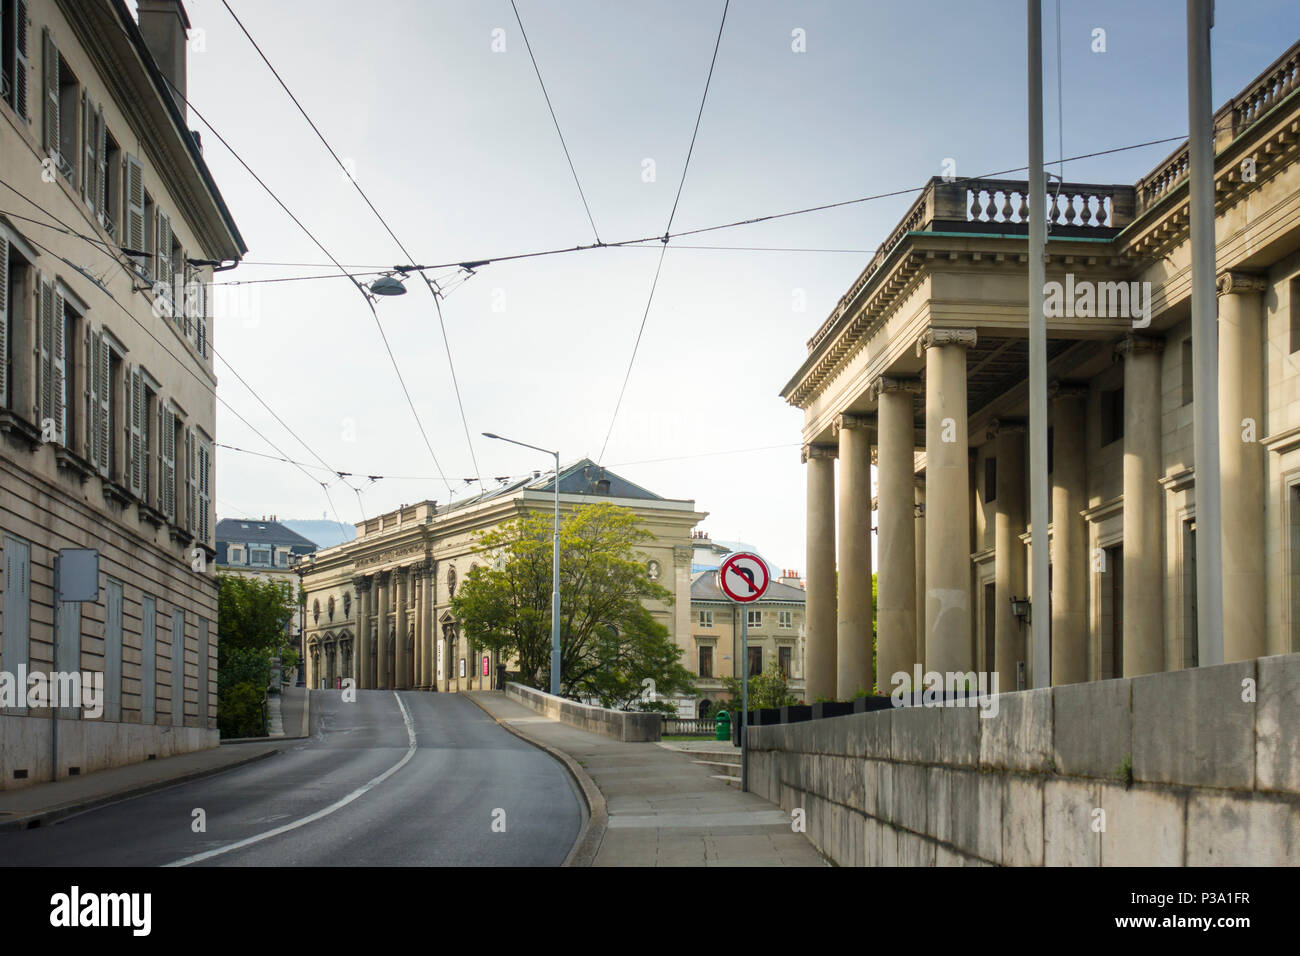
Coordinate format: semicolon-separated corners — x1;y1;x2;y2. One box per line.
717;551;769;793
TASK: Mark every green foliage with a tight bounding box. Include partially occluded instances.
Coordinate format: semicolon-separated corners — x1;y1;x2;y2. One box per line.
219;679;267;739
452;502;695;706
216;574;294;739
719;660;799;711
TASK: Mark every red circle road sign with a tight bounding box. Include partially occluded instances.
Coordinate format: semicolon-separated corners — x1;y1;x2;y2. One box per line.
718;552;770;603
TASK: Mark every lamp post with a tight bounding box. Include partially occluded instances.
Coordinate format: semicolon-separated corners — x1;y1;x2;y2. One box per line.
483;432;562;696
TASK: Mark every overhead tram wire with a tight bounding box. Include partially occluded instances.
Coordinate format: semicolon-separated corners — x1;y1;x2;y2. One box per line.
218;0;483;492
597;0;730;465
510;0;602;244
158;73;455;499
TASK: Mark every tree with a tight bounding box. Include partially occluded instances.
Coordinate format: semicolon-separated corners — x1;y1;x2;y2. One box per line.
216;574;295;738
719;660;800;712
452;502;695;707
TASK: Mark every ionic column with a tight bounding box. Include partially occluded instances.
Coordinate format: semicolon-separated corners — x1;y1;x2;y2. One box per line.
803;443;838;702
914;482;926;671
354;576;371;689
422;561;435;690
412;566;424;689
921;328;976;674
1117;335;1165;676
1050;382;1089;684
375;570;391;688
1218;272;1267;661
874;376;920;691
395;567;409;689
990;419;1027;690
835;413;875;698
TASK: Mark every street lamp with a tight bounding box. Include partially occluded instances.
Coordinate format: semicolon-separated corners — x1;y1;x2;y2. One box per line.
483;432;562;696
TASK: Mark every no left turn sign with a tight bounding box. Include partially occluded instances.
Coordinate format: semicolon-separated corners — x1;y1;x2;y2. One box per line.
718;552;770;603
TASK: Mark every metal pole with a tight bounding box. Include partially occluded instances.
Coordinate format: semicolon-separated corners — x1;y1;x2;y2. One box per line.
551;450;562;696
1027;0;1051;688
1188;0;1224;667
740;608;748;793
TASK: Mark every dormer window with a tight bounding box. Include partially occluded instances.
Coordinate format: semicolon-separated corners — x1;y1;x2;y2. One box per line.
228;545;244;565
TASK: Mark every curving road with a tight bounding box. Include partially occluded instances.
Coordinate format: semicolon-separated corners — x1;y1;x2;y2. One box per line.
0;691;583;866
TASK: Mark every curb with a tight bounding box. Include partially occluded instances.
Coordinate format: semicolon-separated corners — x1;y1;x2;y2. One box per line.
0;746;282;833
465;692;607;868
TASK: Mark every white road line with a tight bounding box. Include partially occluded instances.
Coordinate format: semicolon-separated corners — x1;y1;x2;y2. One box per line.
164;692;417;867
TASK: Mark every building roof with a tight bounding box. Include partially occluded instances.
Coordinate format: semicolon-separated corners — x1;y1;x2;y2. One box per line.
691;569;807;605
216;518;318;550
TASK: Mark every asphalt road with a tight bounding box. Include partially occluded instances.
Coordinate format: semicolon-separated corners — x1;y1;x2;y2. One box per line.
0;691;583;866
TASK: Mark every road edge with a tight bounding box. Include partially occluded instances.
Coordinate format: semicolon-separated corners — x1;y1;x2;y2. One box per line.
0;747;282;833
464;692;607;868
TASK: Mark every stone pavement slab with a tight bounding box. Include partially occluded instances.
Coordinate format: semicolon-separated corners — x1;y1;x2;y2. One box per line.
467;691;826;867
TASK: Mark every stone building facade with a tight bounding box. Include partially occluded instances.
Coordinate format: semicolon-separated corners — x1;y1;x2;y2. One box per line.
782;39;1300;701
0;0;244;787
296;461;705;692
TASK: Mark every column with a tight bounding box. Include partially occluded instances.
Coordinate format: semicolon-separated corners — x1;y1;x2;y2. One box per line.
803;443;837;702
836;413;874;698
354;577;371;689
1218;272;1267;661
375;570;391;689
1050;382;1089;684
395;567;409;689
875;377;920;691
422;561;435;690
412;566;424;689
1117;335;1165;676
914;482;926;671
990;419;1027;689
922;328;976;674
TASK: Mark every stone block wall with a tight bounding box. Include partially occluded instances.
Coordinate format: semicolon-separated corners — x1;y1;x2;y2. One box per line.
746;654;1300;865
505;683;662;742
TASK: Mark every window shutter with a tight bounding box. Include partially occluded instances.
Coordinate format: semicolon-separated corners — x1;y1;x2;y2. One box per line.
155;209;171;286
125;154;144;253
195;273;207;358
36;277;52;428
94;107;107;217
14;2;29;121
81;88;92;203
41;28;57;159
83;324;92;459
198;440;211;545
97;334;109;475
159;403;175;521
0;234;8;407
51;288;64;445
185;427;196;532
128;365;142;497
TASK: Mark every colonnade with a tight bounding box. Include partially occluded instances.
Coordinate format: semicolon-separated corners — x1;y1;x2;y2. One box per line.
353;562;437;690
802;289;1269;699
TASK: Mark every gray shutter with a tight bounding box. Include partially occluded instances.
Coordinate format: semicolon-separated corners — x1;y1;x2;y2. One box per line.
127;365;142;496
185;427;196;532
0;234;8;407
14;2;29;121
51;288;64;444
105;579;122;721
198;439;211;545
160;403;175;521
36;276;51;428
41;28;57;158
172;607;184;725
125;154;144;253
81;87;92;202
140;595;156;723
97;334;109;475
1;537;30;701
197;616;208;724
155;209;170;287
94;107;107;218
83;324;92;459
195;272;207;357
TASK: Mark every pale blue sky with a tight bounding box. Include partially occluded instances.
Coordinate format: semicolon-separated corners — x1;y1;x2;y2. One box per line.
187;0;1300;571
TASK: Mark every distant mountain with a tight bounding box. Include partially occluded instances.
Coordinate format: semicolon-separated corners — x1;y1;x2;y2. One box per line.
281;519;356;549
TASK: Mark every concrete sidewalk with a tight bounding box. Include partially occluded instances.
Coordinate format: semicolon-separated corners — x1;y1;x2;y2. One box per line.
468;691;826;867
0;740;284;832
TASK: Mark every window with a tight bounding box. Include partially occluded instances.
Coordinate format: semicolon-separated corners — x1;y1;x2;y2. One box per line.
1100;387;1124;446
778;645;792;677
2;535;30;712
58;291;80;449
747;609;762;629
85;323;111;477
101;128;120;238
250;547;271;567
171;607;185;726
698;645;713;679
104;579;122;721
1;0;30;121
34;277;68;445
984;456;997;502
55;48;77;183
228;545;244;565
698;609;713;628
778;610;792;629
106;344;123;480
141;594;157;723
747;646;762;677
156;401;180;522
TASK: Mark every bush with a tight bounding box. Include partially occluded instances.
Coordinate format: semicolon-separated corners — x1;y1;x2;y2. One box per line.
218;680;266;739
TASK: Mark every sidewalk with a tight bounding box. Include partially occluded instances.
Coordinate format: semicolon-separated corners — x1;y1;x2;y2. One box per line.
468;691;826;867
0;740;283;832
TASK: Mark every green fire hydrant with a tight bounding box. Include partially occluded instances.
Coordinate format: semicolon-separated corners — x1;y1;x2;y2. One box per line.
714;709;731;741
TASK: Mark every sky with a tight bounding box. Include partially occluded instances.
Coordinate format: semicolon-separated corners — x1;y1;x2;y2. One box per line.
180;0;1300;573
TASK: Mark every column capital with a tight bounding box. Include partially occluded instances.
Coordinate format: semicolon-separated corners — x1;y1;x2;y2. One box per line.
1216;270;1268;295
916;327;977;356
801;443;838;463
375;569;391;586
409;564;425;582
672;544;693;564
1048;379;1089;401
353;575;372;592
986;417;1027;440
869;375;922;400
1114;334;1164;360
832;412;874;435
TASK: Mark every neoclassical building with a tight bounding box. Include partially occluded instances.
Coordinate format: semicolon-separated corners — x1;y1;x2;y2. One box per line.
782;39;1300;701
296;460;706;692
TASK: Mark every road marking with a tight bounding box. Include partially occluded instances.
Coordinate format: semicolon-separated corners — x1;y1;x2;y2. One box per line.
164;692;417;867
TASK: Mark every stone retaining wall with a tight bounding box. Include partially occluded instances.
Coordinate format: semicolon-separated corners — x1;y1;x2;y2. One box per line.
746;653;1300;865
505;683;662;742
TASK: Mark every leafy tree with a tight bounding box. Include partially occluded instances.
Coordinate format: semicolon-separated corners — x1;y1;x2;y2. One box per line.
216;574;295;738
452;502;695;706
719;660;800;712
